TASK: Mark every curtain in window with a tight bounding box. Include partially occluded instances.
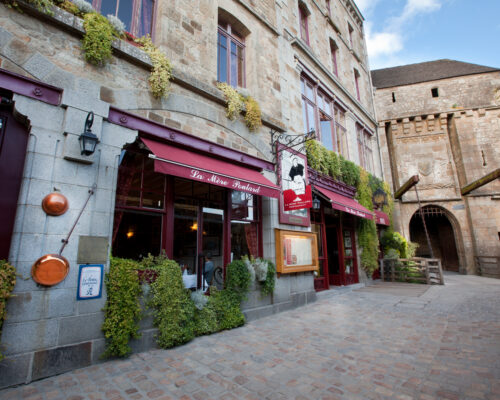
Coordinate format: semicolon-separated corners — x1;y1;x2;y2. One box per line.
244;223;258;258
138;0;154;37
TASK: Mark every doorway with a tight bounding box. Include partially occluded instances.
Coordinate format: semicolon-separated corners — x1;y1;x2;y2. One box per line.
0;102;29;259
409;206;459;271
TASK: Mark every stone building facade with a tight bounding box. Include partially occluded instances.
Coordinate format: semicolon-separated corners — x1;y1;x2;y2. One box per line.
0;0;381;387
372;60;500;276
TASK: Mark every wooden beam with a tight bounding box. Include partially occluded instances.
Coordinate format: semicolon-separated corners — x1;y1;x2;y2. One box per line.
461;168;500;196
394;175;419;200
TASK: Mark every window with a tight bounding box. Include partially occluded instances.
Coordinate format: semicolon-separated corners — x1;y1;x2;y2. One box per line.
357;126;374;173
348;23;354;48
80;0;155;37
300;76;347;156
231;191;261;260
431;87;439;98
392;92;396;103
354;69;361;101
218;21;245;87
326;0;331;17
299;3;310;45
330;40;339;76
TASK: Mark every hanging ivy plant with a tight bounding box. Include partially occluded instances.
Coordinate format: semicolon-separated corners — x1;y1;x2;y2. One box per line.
0;260;16;361
135;35;173;99
217;82;244;120
82;12;116;66
243;96;262;131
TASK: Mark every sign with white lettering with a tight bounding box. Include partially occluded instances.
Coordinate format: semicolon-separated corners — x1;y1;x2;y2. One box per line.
77;264;103;300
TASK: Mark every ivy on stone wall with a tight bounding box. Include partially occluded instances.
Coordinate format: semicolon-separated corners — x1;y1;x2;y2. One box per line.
0;260;16;361
217;83;263;131
306;140;395;274
135;35;173;99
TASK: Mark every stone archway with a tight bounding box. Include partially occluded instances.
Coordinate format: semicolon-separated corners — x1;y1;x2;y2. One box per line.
409;205;460;272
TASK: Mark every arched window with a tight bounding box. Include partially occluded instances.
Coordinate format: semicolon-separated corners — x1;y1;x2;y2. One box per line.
79;0;155;37
217;10;249;87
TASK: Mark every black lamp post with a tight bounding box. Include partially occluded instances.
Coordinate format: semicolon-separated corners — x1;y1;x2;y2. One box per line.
79;111;99;156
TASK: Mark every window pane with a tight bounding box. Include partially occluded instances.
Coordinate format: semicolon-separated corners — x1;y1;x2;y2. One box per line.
302;99;308;135
117;0;134;33
137;0;154;36
307;102;316;133
231;221;259;260
300;79;305;95
217;32;228;82
320;116;334;151
100;0;118;19
305;83;314;101
112;211;162;260
230;41;238;86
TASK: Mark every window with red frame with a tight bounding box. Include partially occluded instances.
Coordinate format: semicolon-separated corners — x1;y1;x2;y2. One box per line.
217;22;245;87
80;0;155;37
300;76;347;156
299;4;310;44
326;0;331;16
330;40;339;76
354;69;361;101
357;126;374;173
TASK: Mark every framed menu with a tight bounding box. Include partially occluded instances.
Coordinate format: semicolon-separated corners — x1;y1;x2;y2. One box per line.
275;229;318;274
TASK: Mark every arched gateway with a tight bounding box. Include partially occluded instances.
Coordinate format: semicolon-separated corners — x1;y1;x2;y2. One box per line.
409;205;461;272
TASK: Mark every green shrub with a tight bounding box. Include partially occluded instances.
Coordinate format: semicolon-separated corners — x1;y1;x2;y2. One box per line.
193;293;219;336
224;260;252;302
82;12;116;66
0;260;16;361
101;257;142;358
244;96;262;131
217;82;244;120
209;287;245;331
149;257;195;348
340;156;360;187
260;260;276;297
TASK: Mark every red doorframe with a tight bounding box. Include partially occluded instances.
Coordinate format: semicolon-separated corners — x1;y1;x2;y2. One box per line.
313;206;330;291
0;104;29;260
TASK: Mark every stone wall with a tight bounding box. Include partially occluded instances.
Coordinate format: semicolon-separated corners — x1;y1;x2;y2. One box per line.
374;71;500;274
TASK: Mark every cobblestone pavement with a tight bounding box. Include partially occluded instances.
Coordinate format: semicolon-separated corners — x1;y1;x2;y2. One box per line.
1;273;499;400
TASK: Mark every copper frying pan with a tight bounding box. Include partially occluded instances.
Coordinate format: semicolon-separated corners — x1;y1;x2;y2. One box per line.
31;184;96;286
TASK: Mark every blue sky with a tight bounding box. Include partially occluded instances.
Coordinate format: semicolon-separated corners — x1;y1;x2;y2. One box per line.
356;0;500;70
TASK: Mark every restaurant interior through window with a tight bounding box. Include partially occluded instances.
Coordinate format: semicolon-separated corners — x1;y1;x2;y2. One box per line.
112;141;264;290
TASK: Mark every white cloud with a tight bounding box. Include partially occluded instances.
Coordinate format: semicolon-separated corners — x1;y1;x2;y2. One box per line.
365;0;442;69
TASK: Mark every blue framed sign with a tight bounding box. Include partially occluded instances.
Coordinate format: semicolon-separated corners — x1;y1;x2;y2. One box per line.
77;264;104;300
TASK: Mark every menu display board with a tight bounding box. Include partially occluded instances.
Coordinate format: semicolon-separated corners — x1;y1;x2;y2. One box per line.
275;229;319;274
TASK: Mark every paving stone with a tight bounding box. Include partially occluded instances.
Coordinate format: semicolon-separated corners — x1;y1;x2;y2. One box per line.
1;274;499;398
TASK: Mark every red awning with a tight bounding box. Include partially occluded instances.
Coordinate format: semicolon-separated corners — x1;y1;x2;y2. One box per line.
315;186;373;220
141;138;280;198
375;210;390;226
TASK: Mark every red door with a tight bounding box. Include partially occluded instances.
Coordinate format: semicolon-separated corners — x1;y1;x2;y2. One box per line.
0;106;29;259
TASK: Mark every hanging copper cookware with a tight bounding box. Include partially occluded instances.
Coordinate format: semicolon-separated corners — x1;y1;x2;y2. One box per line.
31;185;96;286
42;192;69;216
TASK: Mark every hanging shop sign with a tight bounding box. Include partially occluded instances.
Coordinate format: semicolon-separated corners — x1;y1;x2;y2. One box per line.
77;264;104;300
276;143;311;226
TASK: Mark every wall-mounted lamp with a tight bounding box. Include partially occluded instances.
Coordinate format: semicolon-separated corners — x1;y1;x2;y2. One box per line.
79;111;99;156
312;195;321;210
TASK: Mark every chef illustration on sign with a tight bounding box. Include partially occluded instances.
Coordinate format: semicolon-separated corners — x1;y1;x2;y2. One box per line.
288;157;306;197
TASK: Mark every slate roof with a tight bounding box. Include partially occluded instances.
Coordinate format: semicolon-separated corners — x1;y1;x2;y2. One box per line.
371;59;499;89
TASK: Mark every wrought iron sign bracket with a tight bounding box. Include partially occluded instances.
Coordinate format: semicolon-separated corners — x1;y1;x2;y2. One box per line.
270;129;316;165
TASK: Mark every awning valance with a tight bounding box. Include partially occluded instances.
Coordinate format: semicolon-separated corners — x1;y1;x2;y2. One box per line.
375;210;390;226
314;186;373;220
141;138;280;198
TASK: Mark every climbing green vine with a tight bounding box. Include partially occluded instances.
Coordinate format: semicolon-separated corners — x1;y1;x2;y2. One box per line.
135;35;173;99
101;257;142;358
0;260;16;361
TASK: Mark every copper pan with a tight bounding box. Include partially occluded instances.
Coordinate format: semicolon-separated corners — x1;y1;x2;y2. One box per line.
31;184;96;287
42;192;69;216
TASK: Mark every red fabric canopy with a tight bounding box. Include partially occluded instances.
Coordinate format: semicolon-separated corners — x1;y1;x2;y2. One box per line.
375;210;390;226
141;138;280;198
315;186;373;220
